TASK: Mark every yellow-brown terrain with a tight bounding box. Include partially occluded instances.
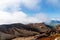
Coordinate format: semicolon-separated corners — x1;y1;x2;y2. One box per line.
37;34;60;40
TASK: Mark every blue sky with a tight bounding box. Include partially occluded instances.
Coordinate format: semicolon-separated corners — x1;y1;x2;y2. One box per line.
0;0;60;24
16;0;60;20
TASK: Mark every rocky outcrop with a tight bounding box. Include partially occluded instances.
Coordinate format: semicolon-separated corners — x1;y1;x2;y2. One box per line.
37;34;60;40
27;23;51;33
55;25;60;34
27;23;51;36
0;23;40;40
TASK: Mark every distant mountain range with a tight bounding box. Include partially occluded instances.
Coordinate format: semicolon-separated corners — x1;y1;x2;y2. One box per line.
45;20;60;27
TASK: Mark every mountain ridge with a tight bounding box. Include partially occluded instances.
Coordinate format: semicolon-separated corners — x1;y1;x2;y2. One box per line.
0;23;52;40
0;21;60;40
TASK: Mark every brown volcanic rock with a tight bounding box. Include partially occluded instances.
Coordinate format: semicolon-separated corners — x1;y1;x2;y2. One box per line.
0;32;16;40
0;23;40;40
37;34;60;40
12;35;40;40
0;23;40;35
26;23;52;39
55;25;60;33
27;23;51;33
0;23;52;40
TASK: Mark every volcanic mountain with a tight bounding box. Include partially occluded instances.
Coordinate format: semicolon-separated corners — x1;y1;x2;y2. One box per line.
0;23;52;40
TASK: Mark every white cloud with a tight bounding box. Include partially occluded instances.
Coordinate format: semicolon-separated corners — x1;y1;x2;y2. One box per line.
22;0;41;10
0;0;22;11
0;11;49;25
0;11;27;24
46;0;60;7
34;13;50;22
0;0;41;11
51;17;60;21
47;0;59;4
0;0;49;25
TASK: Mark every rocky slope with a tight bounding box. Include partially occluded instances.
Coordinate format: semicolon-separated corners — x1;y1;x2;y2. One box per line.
37;34;60;40
0;23;52;40
0;23;60;40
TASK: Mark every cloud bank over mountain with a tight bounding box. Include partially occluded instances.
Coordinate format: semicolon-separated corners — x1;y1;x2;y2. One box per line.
0;0;50;25
0;11;49;24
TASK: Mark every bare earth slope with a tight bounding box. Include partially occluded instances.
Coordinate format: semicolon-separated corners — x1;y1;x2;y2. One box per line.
0;23;52;40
